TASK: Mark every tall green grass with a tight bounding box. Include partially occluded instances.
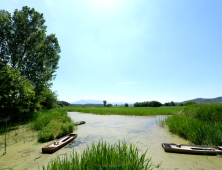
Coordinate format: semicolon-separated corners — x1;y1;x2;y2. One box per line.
163;103;222;146
64;106;182;116
42;140;155;170
182;103;222;123
30;109;73;131
30;108;75;143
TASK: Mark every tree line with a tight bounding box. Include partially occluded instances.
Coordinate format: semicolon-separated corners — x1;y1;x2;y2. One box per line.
134;101;196;107
0;6;60;123
134;101;162;107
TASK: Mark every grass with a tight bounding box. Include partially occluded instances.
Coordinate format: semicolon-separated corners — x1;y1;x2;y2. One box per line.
30;108;75;142
163;103;222;146
64;106;183;116
0;124;38;153
0;108;76;145
42;140;155;170
182;103;222;123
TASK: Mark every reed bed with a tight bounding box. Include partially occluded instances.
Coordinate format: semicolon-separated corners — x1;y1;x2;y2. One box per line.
30;108;75;142
0;108;76;144
163;103;222;146
42;140;155;170
63;106;182;116
182;103;222;123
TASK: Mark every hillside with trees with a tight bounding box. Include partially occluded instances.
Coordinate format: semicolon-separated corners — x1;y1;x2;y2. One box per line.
182;97;222;104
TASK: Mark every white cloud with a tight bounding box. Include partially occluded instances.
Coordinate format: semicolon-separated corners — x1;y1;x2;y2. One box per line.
118;82;138;85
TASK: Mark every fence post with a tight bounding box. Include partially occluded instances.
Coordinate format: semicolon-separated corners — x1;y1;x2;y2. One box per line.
5;120;7;155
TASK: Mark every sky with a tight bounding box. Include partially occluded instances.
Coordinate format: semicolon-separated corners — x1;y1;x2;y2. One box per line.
2;0;222;103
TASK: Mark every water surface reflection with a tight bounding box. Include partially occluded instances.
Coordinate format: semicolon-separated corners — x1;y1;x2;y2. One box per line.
65;112;222;170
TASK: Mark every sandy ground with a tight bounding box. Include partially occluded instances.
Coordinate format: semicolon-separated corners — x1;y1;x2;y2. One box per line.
0;125;71;170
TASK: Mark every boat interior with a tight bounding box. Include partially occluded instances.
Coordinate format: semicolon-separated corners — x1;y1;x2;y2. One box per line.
162;143;222;151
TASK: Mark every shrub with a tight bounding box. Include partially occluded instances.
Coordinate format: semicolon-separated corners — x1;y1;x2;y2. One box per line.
106;104;113;107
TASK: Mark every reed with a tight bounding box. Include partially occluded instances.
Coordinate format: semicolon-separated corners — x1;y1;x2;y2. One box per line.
63;106;182;116
163;103;222;146
0;108;76;144
182;103;222;123
42;140;155;170
31;109;75;143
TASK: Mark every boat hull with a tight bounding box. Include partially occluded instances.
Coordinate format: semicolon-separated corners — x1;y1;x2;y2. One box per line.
42;133;77;153
162;143;222;155
74;121;86;125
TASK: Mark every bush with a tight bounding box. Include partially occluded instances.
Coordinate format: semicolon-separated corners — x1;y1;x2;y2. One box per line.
41;88;58;109
125;103;128;107
106;104;113;107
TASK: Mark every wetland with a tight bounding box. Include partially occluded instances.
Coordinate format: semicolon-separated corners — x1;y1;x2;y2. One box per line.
1;106;222;169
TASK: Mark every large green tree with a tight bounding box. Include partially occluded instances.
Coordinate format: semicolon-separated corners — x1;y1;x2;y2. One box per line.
0;66;35;122
0;6;60;105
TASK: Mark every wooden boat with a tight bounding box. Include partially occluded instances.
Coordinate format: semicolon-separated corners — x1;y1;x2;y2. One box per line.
74;121;86;125
162;143;222;155
42;133;77;153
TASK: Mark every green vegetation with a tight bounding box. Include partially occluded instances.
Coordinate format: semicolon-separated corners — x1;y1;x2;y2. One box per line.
125;103;129;107
163;103;222;146
134;101;162;107
0;6;60;124
106;104;113;107
57;101;70;107
66;106;182;116
30;108;75;142
43;140;155;170
183;101;196;106
162;101;176;106
183;97;222;104
0;108;75;143
177;103;184;106
103;100;107;107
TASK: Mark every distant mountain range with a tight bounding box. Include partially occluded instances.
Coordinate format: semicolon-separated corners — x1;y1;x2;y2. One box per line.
182;97;222;104
70;97;222;105
70;100;134;105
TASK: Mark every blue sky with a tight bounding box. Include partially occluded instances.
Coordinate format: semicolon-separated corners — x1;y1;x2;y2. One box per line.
2;0;222;103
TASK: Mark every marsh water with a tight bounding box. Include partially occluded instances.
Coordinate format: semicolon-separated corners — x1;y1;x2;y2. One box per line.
65;112;222;170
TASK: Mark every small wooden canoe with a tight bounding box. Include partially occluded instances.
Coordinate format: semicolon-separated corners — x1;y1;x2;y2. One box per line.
162;143;222;155
42;133;77;153
74;121;86;125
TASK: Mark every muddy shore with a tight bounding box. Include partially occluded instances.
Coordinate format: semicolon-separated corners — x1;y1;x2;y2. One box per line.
0;125;74;170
